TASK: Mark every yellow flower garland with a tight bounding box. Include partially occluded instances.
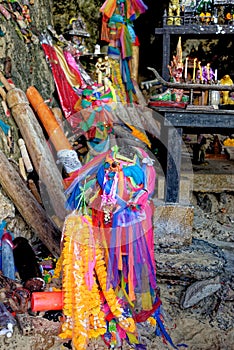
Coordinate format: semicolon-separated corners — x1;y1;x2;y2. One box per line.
53;252;63;279
110;58;127;104
223;137;234;146
58;214;106;349
55;212;137;349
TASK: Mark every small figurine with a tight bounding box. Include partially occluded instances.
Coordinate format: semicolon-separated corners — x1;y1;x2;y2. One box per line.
94;44;101;55
22;4;31;25
220;74;234;104
95;57;104;85
95;56;111;86
103;56;111;77
167;0;181;25
168;37;183;82
68;15;90;38
192;135;208;164
196;0;213;23
65;15;90;54
212;135;222;155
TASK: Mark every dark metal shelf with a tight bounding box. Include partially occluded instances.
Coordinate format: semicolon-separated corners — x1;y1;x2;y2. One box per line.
155;24;234;35
152;16;234;203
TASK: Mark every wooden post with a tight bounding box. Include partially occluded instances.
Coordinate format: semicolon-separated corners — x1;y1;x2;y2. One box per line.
162;32;171;81
5;86;67;220
0;150;61;257
165;127;182;203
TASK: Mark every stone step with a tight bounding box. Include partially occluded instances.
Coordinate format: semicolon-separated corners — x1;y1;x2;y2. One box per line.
157;159;234;203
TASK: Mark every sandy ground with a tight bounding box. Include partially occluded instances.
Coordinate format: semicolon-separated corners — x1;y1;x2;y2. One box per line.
1;280;233;350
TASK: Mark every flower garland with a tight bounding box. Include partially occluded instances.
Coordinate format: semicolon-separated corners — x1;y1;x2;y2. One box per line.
110;58;127;104
52;252;63;279
58;213;106;349
55;211;137;349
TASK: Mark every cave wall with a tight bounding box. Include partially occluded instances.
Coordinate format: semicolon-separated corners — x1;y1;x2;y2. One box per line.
0;1;54;94
52;0;103;50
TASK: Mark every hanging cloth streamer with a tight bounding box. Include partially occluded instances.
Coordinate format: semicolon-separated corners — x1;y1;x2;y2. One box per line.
0;119;10;135
54;45;81;90
94;151;157;305
63;50;85;88
125;0;148;20
41;42;80;120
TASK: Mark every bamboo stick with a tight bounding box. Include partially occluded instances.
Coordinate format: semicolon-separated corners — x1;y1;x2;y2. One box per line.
18;157;27;181
18;138;33;173
0;71;14;91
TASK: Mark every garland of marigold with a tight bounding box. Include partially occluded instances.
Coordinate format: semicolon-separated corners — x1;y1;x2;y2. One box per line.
54;212;136;349
110;58;127;104
53;252;63;279
58;214;106;349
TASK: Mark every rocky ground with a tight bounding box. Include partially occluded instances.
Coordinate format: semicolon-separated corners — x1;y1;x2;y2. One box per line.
155;198;234;350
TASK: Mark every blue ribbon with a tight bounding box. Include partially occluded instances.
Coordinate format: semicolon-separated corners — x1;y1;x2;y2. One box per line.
0;120;10;135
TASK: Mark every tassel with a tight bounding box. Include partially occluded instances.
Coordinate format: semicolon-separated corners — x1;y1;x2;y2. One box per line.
141;291;153;311
125;123;151;148
126;332;139;344
131;0;148;18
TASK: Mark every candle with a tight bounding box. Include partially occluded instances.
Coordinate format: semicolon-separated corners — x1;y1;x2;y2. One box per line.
198;61;203;82
192;58;197;81
214;69;217;81
184;57;188;80
207;63;210;81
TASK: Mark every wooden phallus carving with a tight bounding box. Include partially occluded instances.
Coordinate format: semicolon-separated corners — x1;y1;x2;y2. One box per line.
0;72;67;221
